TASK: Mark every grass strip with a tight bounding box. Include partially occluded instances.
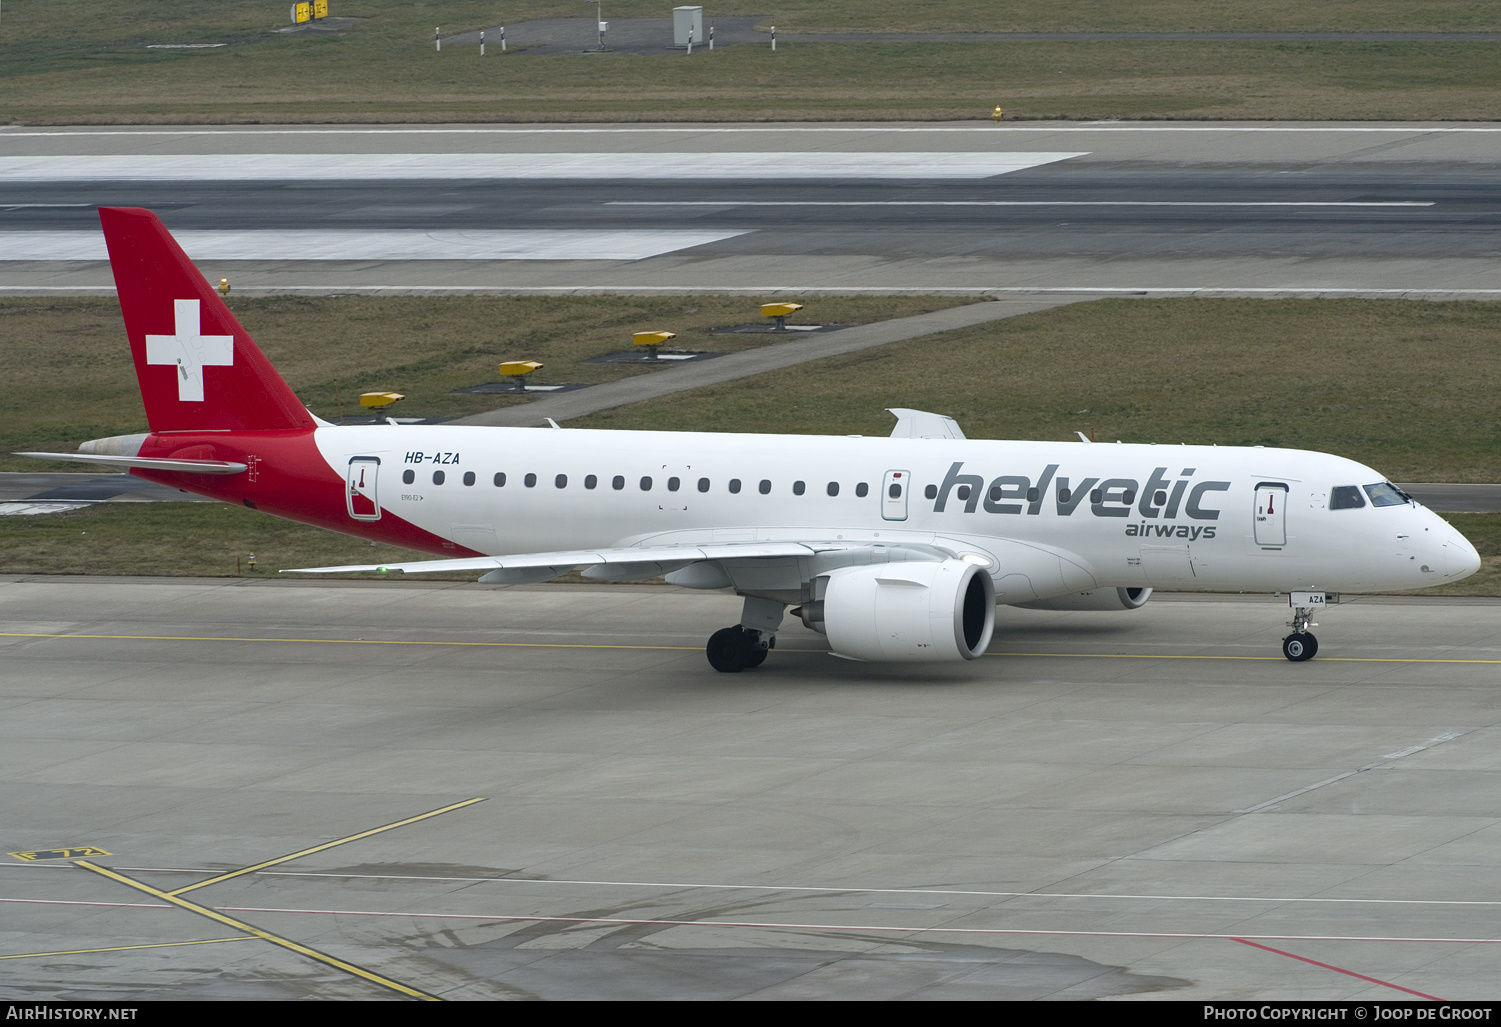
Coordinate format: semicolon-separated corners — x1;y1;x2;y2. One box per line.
0;294;964;470
4;2;1501;123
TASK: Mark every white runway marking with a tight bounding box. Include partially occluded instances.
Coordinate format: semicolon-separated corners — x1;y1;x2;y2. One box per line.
610;200;1437;208
0;229;749;261
0;152;1084;182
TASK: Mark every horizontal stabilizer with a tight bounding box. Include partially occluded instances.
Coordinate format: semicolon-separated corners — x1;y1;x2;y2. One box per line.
15;451;248;475
284;540;824;576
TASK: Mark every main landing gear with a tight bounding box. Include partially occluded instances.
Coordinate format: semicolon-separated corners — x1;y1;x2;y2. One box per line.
1281;593;1324;662
706;596;785;673
706;626;773;673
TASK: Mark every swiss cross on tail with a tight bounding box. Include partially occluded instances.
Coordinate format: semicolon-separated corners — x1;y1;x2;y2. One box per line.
99;207;314;433
145;300;234;402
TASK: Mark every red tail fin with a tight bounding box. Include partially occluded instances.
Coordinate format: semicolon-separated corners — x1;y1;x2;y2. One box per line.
100;207;314;433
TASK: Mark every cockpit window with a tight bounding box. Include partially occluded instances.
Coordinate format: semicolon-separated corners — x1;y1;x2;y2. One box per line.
1364;482;1410;508
1330;486;1366;510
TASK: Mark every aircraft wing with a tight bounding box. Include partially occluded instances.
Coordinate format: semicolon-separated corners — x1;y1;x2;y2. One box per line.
15;451;248;475
283;540;829;576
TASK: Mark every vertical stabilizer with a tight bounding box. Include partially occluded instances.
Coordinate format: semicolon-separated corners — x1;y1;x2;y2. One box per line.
99;207;314;433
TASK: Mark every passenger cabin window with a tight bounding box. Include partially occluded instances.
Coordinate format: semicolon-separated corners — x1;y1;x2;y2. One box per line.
612;475;625;490
668;477;681;492
793;480;806;496
924;484;937;500
555;474;567;489
585;474;597;489
1330;486;1366;510
827;482;839;497
494;472;506;487
402;469;415;485
729;479;742;494
698;477;710;493
856;482;869;498
432;470;445;485
759;479;772;495
463;471;475;486
640;476;653;491
1365;482;1410;508
524;473;537;488
889;483;902;498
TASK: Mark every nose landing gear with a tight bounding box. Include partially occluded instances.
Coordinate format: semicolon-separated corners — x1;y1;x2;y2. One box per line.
1282;631;1318;662
1281;592;1325;662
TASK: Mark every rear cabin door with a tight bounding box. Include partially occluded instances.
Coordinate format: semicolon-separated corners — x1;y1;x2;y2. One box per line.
1254;481;1288;547
882;469;910;521
347;456;381;521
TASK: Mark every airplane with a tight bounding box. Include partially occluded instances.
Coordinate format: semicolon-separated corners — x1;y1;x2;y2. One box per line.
18;207;1483;672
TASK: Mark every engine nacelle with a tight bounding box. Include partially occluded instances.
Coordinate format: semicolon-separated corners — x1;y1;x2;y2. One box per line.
799;559;995;662
1013;587;1152;612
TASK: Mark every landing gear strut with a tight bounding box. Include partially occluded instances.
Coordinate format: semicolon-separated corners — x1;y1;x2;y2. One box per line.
706;596;784;672
1281;597;1321;662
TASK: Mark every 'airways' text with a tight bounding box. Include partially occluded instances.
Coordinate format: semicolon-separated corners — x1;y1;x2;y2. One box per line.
1127;523;1216;540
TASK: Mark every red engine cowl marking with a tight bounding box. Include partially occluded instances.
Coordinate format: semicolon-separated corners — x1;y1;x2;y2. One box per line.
133;430;477;557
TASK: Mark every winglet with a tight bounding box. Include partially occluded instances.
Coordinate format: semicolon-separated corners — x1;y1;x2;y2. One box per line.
887;408;966;440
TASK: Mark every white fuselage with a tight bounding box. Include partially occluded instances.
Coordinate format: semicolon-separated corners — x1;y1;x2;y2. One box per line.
316;426;1479;597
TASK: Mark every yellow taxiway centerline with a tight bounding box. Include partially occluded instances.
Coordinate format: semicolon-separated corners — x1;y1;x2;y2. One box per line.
169;797;487;897
0;936;254;960
73;861;440;1001
3;632;1499;663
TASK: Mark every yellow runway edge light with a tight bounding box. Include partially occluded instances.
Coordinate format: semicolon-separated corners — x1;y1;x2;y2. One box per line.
498;360;544;377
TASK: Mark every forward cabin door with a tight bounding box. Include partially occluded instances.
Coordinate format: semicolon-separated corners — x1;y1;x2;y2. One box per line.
346;456;381;521
882;469;910;521
1254;481;1288;547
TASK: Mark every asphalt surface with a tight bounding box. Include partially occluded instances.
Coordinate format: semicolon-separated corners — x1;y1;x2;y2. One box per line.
2;122;1499;294
4;578;1501;1000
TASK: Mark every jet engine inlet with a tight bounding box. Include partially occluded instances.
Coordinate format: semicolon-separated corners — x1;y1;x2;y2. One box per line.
815;559;996;662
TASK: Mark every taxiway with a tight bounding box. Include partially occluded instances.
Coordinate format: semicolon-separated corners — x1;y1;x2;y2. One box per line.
2;578;1500;999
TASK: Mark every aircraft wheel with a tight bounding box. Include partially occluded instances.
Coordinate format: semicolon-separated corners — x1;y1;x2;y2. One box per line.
745;642;769;668
1282;633;1317;662
707;626;753;673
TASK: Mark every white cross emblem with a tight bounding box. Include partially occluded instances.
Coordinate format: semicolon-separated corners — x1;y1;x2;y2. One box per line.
144;299;234;402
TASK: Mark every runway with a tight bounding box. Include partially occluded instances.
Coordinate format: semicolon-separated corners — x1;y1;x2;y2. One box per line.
2;122;1499;295
3;577;1501;999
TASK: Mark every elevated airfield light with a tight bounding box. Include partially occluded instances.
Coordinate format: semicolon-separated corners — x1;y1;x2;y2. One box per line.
632;331;676;361
359;391;404;423
761;302;803;331
499;360;544;392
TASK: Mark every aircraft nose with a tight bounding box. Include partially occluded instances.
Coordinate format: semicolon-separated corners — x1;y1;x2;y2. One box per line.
1447;529;1482;579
